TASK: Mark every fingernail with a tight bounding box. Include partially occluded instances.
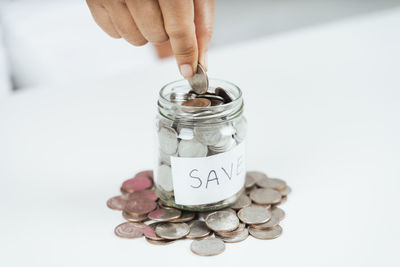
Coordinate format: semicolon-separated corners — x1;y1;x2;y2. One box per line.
179;64;194;78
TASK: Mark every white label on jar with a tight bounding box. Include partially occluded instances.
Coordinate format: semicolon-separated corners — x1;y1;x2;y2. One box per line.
170;142;245;205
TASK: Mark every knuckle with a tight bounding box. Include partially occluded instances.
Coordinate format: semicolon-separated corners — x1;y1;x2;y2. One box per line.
174;44;197;58
165;24;194;40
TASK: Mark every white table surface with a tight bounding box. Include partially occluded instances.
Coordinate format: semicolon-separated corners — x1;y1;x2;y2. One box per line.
1;8;400;267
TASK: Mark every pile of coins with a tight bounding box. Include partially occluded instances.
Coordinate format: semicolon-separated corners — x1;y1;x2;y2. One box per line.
107;170;291;256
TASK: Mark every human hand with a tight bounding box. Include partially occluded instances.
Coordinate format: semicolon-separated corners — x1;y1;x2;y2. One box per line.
86;0;215;78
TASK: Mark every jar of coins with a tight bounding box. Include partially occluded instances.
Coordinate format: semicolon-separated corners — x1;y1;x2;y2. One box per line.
155;71;247;212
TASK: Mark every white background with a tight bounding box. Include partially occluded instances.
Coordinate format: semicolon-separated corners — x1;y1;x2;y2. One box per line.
1;7;400;267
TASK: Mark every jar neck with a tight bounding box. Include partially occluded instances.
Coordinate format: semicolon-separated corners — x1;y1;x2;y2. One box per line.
157;79;244;124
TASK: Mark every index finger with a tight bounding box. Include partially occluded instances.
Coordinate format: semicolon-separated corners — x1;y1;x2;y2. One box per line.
158;0;198;78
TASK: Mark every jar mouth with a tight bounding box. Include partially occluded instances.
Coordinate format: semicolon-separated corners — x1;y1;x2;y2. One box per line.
159;78;243;111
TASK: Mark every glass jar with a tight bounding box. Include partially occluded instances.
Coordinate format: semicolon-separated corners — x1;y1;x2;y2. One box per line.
155;79;247;211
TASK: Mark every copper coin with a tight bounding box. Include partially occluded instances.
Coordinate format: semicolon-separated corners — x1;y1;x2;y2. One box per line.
214;87;233;103
124;197;156;215
114;222;147;238
135;169;153;179
121;175;152;193
182;98;211;107
148;208;181;222
170;211;196;222
256;177;287;191
143;222;164;241
230;194;251;210
106;195;127;210
186;220;211;240
190;237;225;256
145;237;177;245
155;222;190;240
249;225;282;240
122;211;148;222
250;188;282;205
127;190;158;201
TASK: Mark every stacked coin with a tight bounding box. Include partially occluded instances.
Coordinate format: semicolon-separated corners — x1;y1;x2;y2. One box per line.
156;64;247;203
107;170;291;256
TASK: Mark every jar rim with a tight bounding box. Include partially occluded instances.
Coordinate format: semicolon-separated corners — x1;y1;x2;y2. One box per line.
159;78;243;111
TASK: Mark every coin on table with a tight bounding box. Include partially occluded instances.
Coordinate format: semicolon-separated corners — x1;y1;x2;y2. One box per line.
205;210;240;232
135;169;153;179
170;211;196;222
182;98;211;107
256;177;287;191
246;171;268;182
245;173;257;189
143;222;164;241
122;210;148;222
237;205;271;224
250;214;280;229
124;197;156;215
187;63;208;94
280;186;292;197
250;188;282;205
217;228;249;243
155;222;190;240
249;225;282;240
145;237;177;245
197;211;214;221
186;220;211;239
230;194;251;210
190;237;225;256
271;206;286;221
121;176;153;193
215;223;246;238
178;139;208;157
114;222;147;238
127;190;158;201
148;208;181;222
158;126;178;155
107;195;127;210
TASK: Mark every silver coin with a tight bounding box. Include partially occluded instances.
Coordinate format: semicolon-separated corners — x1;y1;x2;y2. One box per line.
143;222;164;241
230;194;251;210
194;127;222;146
187;63;208;94
147;208;181;222
280;186;292;197
155;222;190;240
249;225;282;240
271;206;286;221
215;223;246;238
208;136;236;153
158;126;178;155
237;205;271;224
245;173;256;189
220;207;237;215
205;210;239;232
196;94;224;102
250;188;282;205
246;171;268;182
145;237;177;245
170;211;196;222
190;237;225;256
217;228;249;243
158;151;172;165
157;165;174;192
186;220;211;239
177;127;194;140
250;214;280;229
197;211;215;221
233;117;247;143
178;139;208;157
256;177;287;191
